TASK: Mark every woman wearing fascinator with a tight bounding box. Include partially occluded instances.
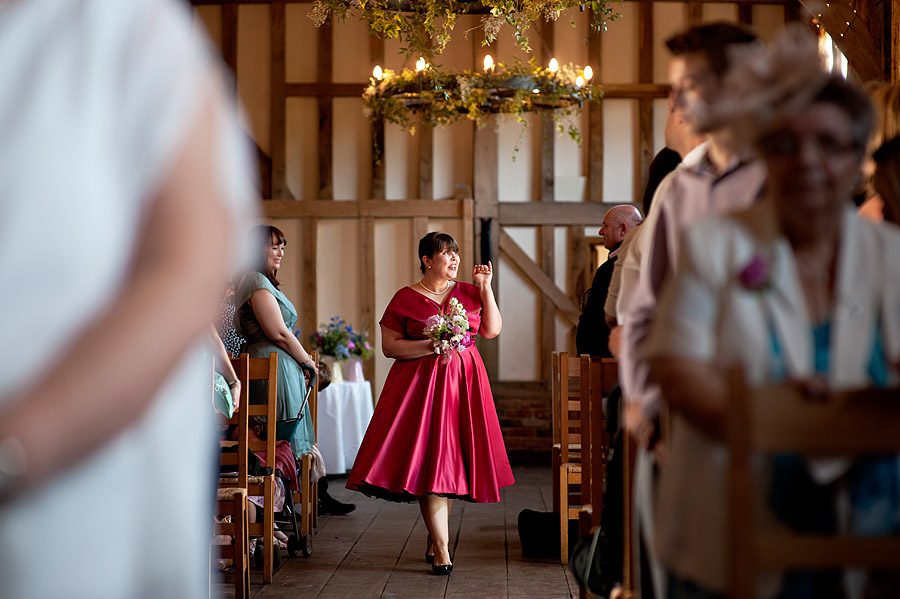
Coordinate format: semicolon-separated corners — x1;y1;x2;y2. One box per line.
647;25;900;599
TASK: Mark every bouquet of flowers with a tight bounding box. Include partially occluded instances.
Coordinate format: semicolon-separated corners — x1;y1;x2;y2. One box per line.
423;297;478;363
350;329;374;360
308;317;353;360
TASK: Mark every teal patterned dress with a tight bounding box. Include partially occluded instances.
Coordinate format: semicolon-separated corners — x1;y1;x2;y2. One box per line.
235;272;316;457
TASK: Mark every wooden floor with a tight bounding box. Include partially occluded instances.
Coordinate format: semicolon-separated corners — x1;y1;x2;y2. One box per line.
214;465;581;599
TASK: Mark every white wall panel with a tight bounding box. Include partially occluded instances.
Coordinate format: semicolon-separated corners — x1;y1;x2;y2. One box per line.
286;5;318;82
499;227;539;379
602;2;638;83
373;220;414;397
286;98;319;200
602;100;635;203
652;3;686;83
333;98;370;200
237;5;271;155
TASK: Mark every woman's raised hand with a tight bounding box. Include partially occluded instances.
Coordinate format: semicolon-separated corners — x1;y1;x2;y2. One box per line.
472;261;493;288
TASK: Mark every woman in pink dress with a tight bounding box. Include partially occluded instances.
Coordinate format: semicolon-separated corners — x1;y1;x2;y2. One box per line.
347;232;514;575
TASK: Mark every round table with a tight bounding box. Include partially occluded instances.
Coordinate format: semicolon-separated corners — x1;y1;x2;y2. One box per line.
317;381;374;475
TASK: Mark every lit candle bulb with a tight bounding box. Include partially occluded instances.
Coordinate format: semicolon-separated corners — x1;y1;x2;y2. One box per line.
583;65;593;81
373;65;383;81
415;57;427;72
483;54;494;74
548;58;559;74
576;75;584;88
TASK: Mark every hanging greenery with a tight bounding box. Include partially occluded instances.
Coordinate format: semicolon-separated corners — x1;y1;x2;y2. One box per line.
362;58;598;160
308;0;622;60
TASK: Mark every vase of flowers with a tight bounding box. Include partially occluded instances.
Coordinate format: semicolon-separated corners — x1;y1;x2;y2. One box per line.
308;317;354;384
345;329;374;382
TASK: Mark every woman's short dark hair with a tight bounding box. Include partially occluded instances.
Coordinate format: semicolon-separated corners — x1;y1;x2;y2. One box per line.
250;224;286;288
418;232;459;274
665;23;758;80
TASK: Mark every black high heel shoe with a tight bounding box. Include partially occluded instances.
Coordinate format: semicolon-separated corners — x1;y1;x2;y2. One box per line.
432;563;453;576
425;534;434;564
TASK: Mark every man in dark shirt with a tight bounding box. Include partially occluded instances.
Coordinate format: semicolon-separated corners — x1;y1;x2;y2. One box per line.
575;205;642;357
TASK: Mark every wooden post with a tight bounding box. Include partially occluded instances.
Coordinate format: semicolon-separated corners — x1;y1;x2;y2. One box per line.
738;4;753;27
885;3;900;83
418;122;434;200
588;13;603;204
473;114;500;379
539;20;556;381
301;218;319;348
221;4;238;82
317;17;334;199
637;1;654;207
688;1;703;26
359;217;376;383
370;37;386;200
270;1;288;200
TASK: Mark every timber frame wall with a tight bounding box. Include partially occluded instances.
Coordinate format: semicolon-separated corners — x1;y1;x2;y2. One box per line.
192;0;894;458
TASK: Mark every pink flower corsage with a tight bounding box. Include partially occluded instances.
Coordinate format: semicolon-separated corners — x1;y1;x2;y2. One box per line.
738;252;772;291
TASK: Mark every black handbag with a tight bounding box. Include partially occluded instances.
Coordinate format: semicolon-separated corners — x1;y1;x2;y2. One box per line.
570;525;617;598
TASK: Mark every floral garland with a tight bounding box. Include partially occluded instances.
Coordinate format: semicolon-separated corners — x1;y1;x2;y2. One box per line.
309;0;622;60
363;59;598;159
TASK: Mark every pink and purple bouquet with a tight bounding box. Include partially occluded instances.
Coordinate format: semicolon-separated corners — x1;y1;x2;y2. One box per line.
423;297;478;363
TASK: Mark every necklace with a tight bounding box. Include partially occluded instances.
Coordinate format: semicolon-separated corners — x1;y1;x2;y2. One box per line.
418;280;450;295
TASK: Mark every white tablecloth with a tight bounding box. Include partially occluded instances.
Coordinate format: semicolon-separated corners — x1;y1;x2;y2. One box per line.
317;381;375;475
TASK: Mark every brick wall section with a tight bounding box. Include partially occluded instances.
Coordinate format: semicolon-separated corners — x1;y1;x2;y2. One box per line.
494;382;552;464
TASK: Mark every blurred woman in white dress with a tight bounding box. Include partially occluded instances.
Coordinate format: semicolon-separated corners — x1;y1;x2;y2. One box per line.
0;1;255;596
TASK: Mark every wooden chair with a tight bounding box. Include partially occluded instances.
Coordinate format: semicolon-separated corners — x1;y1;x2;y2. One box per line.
212;487;250;599
212;355;251;599
291;350;319;556
222;353;278;584
553;352;595;565
727;370;900;599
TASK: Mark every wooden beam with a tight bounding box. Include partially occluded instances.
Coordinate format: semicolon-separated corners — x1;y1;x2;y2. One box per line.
317;19;334;199
370;38;386;199
221;4;239;79
461;198;475;280
588;17;603;204
602;83;669;99
738;4;753;26
262;199;469;219
499;202;607;226
270;2;288;200
473;118;499;221
419;121;433;200
359;217;376;383
499;230;581;325
412;217;429;273
637;1;654;206
568;226;589;340
688;1;703;25
286;82;367;97
892;0;900;83
301;217;318;343
801;0;882;82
